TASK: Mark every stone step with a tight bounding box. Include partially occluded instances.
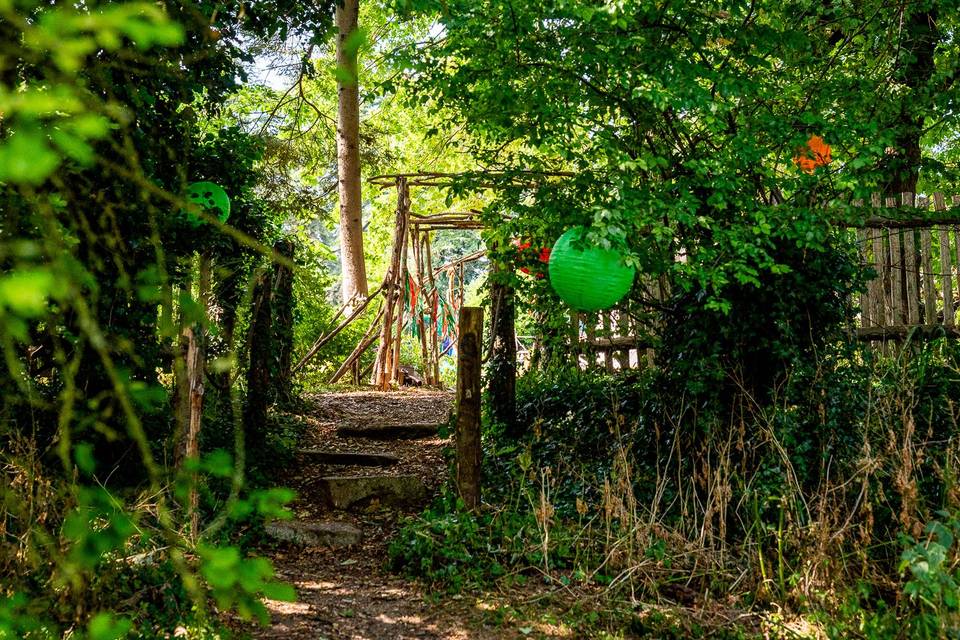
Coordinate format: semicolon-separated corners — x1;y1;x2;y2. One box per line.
264;520;362;548
298;449;400;467
335;423;441;440
315;475;428;510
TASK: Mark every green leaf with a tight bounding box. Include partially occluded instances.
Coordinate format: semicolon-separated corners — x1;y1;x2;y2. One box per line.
87;612;131;640
344;27;368;56
74;443;96;475
332;65;356;86
0;127;61;184
50;128;95;165
0;269;57;316
261;582;297;602
201;449;234;478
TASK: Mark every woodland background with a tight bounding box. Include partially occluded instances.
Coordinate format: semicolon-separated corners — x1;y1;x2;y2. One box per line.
3;0;960;638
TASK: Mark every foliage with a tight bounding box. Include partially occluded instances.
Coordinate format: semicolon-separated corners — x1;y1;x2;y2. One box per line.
397;337;960;638
0;0;336;635
657;229;864;404
389;485;593;592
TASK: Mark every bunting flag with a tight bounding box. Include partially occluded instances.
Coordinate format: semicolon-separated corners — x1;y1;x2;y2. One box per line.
399;275;461;355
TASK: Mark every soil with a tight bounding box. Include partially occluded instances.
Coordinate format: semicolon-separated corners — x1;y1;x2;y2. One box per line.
246;390;527;640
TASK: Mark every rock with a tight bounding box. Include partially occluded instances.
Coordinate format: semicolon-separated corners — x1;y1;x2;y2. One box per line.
335;423;441;440
297;449;400;467
315;475;428;510
398;364;423;386
264;520;362;547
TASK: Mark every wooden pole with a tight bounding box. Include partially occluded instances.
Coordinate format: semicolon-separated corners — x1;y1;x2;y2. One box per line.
424;231;441;385
411;223;432;385
185;253;210;538
329;306;384;383
455;307;483;511
373;177;409;387
291;284;381;374
391;197;411;387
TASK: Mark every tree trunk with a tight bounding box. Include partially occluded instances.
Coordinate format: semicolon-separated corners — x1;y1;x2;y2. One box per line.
271;238;296;403
885;8;938;194
488;264;517;435
336;0;368;305
244;269;272;454
455;307;484;511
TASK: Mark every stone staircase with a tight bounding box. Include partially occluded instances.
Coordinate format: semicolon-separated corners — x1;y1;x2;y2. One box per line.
265;392;451;550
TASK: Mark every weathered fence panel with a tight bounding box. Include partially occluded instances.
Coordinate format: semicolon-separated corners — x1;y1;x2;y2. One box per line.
568;274;664;371
854;191;960;340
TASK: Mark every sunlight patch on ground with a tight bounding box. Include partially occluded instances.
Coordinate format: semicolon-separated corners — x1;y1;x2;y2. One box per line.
760;612;827;639
529;621;574;638
397;615;425;624
264;600;312;615
295;579;338;590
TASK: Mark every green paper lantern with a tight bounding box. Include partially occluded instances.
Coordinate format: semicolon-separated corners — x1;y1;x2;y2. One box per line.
548;226;635;311
182;181;230;225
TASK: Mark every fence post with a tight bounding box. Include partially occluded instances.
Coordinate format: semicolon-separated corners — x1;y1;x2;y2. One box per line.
455;306;483;511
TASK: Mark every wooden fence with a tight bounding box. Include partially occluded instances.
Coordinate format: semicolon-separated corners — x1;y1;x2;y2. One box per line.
565;191;960;371
567;275;667;371
853;192;960;340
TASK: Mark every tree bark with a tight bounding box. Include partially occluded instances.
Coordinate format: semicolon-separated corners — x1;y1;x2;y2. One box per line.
244;269;272;454
336;0;368;305
885;7;938;194
271;238;296;403
488;264;517;435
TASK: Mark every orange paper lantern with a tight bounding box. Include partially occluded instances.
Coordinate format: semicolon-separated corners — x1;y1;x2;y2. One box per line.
793;135;831;174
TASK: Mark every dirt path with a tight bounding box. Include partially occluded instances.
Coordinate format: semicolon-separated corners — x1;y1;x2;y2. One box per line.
250;390;512;640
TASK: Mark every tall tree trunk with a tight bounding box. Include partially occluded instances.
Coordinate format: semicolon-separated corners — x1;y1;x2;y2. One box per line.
244;269;272;454
336;0;368;305
885;7;938;194
488;264;517;436
271;238;296;403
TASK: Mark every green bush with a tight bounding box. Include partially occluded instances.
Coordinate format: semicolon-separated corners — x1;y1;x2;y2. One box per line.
658;232;863;406
389;486;591;592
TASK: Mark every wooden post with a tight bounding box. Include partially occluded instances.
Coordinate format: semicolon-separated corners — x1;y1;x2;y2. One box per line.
411;224;432;385
870;193;886;327
855;199;870;326
373;177;409;388
569;309;581;370
455;307;483;511
887;196;904;325
601;312;614;372
390;206;411;386
918;197;936;325
185;254;210;538
584;313;596;368
615;306;630;370
902;192;920;324
935;193;954;326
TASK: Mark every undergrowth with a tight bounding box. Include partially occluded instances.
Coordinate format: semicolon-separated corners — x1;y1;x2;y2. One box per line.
391;337;960;638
